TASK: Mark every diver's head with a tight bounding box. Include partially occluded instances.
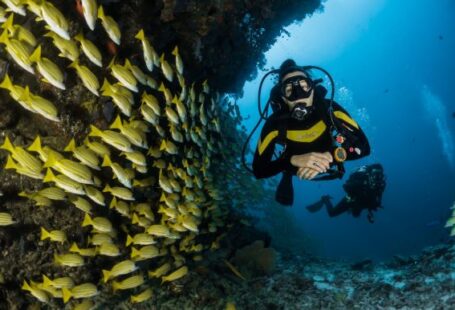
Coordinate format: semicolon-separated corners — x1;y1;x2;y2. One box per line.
279;59;315;120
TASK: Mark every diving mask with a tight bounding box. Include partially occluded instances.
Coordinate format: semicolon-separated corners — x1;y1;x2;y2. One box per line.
281;75;314;101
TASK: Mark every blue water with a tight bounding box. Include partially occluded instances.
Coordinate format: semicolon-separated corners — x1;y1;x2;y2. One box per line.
238;0;455;261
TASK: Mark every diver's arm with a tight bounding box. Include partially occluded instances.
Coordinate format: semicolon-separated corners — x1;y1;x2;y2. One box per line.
331;101;371;160
252;119;293;179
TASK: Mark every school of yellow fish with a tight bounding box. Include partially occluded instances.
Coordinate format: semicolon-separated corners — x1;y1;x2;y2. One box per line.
0;0;234;307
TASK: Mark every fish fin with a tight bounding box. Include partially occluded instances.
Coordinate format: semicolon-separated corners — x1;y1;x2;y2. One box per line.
62;287;72;303
101;154;111;167
107;55;116;69
109;115;123;130
74;33;83;42
102;269;110;283
171;46;178;56
5;155;18;170
126;234;133;246
97;5;105;19
0;29;9;44
134;29;144;41
42;275;53;287
43;151;57;168
29;45;42;63
0;136;14;153
131;213;139;224
82;213;92;227
69;242;79;253
102;184;111;193
27;136;42;153
131;246;139;258
109;197;117;209
0;73;13;91
64;138;77;152
89;125;103;137
43;168;55;183
2;14;14;32
21;280;31;291
40;227;49;240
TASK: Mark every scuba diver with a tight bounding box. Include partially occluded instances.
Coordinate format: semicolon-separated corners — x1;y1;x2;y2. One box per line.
306;164;386;223
245;59;371;206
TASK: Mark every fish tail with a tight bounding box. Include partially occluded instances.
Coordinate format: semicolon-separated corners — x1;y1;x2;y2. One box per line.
131;213;139;224
27;136;43;153
69;242;79;253
101;154;111;167
0;29;9;45
102;269;110;283
74;33;83;42
131;246;139;258
0;136;15;153
64;138;77;152
97;5;105;19
109;197;117;209
134;29;144;41
126;234;133;246
42;275;53;287
40;227;50;240
89;125;103;138
5;156;18;170
21;280;31;292
29;45;42;63
102;184;111;193
0;73;13;91
82;213;92;227
109;115;123;130
43;151;57;168
62;287;72;303
172;46;178;56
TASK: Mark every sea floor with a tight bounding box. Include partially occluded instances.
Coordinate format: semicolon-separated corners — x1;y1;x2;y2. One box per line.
149;242;455;310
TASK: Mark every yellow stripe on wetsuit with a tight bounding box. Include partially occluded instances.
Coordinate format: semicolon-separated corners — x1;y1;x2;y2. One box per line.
333;111;359;129
258;131;278;155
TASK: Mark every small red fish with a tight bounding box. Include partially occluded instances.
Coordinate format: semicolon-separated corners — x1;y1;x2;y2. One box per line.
106;40;118;56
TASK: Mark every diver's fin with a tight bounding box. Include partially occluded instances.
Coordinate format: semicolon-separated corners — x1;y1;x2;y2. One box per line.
306;200;325;213
275;172;294;206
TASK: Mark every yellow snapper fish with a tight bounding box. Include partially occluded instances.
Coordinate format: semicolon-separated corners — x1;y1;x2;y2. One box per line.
64;139;100;170
108;57;138;92
29;45;65;90
146;224;170;237
0;29;33;73
68;194;92;213
100;79;132;117
69;242;97;257
21;280;49;303
159;53;173;82
43;31;79;61
141;91;161;115
62;283;99;303
18;191;52;207
0;74;32;112
134;202;155;221
40;227;67;243
0;136;42;173
160;139;178;155
158;170;173;193
97;5;120;45
148;263;171;279
37;0;70;40
169;124;184;143
89;124;132;152
0;212;16;226
131;245;160;261
84;137;111;158
81;0;97;30
120;150;146;167
19;86;60;122
97;242;121;257
42;275;74;289
126;233;156;247
172;95;187;123
109;197;130;218
88;233;113;246
2;14;37;48
130;287;153;304
68;60;99;96
101;155;133;188
36;186;66;201
133;176;154;188
82;213;113;233
3;0;26;16
140;103;159;126
44;153;95;185
165;105;179;125
54;253;84;267
131;213;151;229
72;299;95;310
102;259;137;283
110;115;148;149
124;58;148;85
74;32;102;67
171;46;183;75
158;82;173;104
83;185;105;206
5;155;44;179
27;135;63;162
134;28;158;71
112;274;144;292
161;266;188;283
103;184;134;201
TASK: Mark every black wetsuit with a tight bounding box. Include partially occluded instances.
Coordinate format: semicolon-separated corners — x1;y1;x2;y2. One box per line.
252;94;371;204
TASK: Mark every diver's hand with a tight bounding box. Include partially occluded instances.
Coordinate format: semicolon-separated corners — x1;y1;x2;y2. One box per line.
297;167;321;180
290;152;333;173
